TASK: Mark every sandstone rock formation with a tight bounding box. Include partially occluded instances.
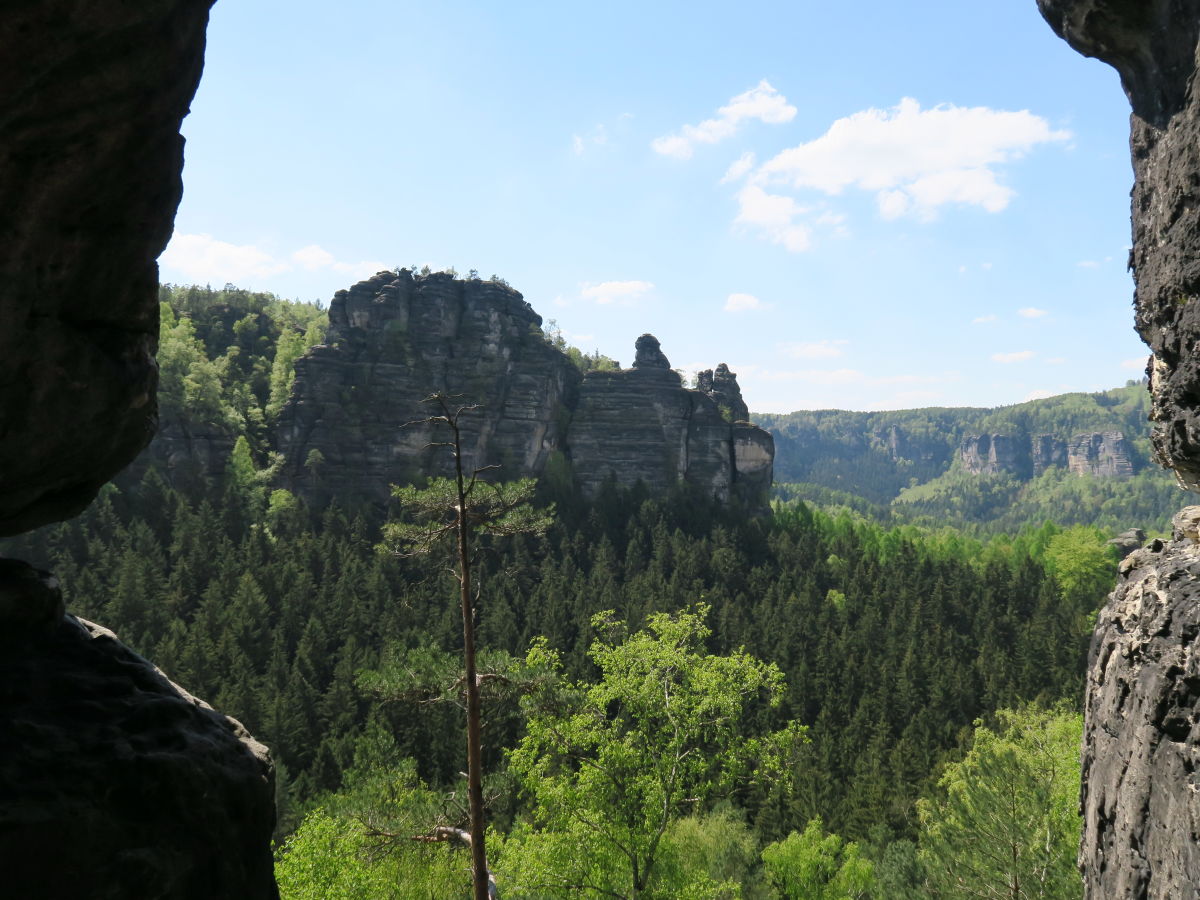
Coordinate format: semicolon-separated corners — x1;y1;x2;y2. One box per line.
1038;2;1200;895
277;270;582;505
1032;433;1068;475
278;274;774;507
960;433;1026;476
0;3;281;896
959;430;1134;478
1080;511;1200;899
0;561;277;898
1039;1;1200;488
0;0;215;535
1068;430;1135;478
568;339;773;504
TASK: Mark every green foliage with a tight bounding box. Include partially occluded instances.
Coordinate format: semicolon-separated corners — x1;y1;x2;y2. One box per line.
761;383;1180;534
917;705;1083;900
501;605;799;898
543;318;620;373
157;283;328;450
761;817;874;900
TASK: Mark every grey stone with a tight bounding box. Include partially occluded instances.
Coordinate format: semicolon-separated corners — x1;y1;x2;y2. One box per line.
1038;2;1200;895
0;0;215;535
278;279;775;508
0;615;278;899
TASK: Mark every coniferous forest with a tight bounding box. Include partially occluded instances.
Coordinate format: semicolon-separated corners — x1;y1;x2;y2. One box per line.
3;285;1134;898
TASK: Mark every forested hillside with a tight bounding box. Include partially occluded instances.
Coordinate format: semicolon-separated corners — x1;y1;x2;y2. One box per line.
0;286;1130;896
758;385;1183;534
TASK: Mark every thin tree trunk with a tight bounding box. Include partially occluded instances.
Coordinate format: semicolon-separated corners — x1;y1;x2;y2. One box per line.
454;425;490;900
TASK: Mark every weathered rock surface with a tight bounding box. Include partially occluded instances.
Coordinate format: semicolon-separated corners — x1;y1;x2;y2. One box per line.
960;433;1027;476
0;561;278;899
1069;430;1136;478
1039;0;1200;488
959;430;1134;478
0;0;215;535
1080;510;1200;899
1039;4;1200;894
278;274;774;507
1032;433;1068;474
1108;527;1147;560
277;270;582;505
568;340;772;504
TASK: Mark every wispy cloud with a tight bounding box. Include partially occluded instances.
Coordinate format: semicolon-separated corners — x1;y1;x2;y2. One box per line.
652;80;796;160
572;124;609;156
1025;389;1055;401
724;292;765;312
972;314;998;325
733;184;811;252
721;151;758;184
992;350;1035;363
1017;307;1048;318
160;233;387;285
580;280;655;305
782;339;848;359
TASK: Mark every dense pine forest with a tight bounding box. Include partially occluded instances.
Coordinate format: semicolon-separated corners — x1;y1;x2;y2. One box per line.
2;285;1131;897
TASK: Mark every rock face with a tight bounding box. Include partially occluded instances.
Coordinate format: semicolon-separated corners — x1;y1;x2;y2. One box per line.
277;270;582;505
278;275;774;507
0;4;281;896
1038;2;1200;895
0;561;278;899
1068;430;1136;478
0;0;215;535
1080;511;1200;900
960;433;1025;476
959;430;1134;478
1039;0;1200;488
568;339;772;503
1032;433;1068;474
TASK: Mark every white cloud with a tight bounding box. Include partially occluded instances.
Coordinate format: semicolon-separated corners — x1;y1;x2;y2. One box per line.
1121;356;1148;370
580;280;655;305
1025;389;1055;401
782;339;848;359
721;151;757;184
1046;357;1066;365
972;314;999;324
292;245;336;270
724;292;765;312
161;233;388;286
734;184;811;252
751;98;1069;221
1017;307;1048;318
992;350;1035;363
652;80;796;160
981;262;993;271
160;233;290;283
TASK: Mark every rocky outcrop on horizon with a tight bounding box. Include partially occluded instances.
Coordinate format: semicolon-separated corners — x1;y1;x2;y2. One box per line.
276;270;582;506
568;335;773;503
1039;1;1200;895
277;273;774;508
958;430;1135;479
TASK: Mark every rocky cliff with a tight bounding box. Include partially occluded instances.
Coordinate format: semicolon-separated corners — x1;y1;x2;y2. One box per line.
958;430;1135;478
0;3;280;896
1038;1;1200;895
278;273;774;507
568;335;773;504
0;1;214;535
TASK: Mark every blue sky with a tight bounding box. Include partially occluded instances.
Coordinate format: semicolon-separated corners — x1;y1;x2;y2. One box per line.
160;0;1146;413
